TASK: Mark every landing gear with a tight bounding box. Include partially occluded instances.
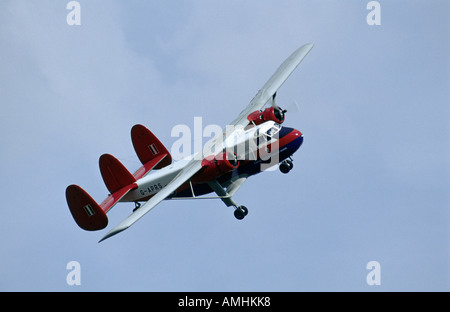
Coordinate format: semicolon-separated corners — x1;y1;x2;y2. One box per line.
133;201;141;212
206;179;250;221
279;158;294;174
234;205;249;220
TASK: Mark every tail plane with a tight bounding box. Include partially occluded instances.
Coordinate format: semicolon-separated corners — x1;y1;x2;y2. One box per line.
66;124;172;231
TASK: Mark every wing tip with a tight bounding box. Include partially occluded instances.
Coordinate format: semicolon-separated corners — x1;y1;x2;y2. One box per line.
98;225;129;243
301;42;314;52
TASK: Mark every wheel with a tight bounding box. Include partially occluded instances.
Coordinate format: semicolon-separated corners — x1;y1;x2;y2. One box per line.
133;202;141;212
279;162;290;174
240;206;248;216
234;209;245;220
286;159;294;170
234;206;247;220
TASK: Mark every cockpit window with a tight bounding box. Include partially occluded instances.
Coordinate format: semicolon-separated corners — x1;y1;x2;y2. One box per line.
254;124;281;144
263;124;281;140
253;123;281;146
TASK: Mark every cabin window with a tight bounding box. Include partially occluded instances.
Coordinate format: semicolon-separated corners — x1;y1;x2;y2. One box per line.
263;124;281;141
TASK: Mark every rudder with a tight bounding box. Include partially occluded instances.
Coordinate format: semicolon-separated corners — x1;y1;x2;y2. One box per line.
99;154;136;194
131;124;172;169
66;185;108;231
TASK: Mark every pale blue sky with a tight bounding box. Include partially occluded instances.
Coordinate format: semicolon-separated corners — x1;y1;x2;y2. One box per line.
0;0;448;291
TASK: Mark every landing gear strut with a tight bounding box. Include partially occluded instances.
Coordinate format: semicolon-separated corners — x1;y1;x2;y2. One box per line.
279;158;294;174
234;205;248;220
207;179;250;221
133;201;141;212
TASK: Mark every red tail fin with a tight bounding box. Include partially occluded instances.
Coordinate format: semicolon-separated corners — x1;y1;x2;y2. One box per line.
99;154;136;194
66;183;137;231
131;124;172;169
66;185;108;231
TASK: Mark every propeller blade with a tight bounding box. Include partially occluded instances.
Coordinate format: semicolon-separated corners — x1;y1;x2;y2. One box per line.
286;100;300;114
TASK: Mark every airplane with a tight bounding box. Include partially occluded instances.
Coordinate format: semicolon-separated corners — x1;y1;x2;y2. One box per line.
65;43;314;242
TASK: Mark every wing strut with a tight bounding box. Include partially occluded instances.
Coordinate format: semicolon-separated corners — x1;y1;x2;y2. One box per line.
207;179;239;208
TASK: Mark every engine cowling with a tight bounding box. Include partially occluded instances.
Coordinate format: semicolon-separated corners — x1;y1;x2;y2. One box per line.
195;152;239;182
247;106;286;125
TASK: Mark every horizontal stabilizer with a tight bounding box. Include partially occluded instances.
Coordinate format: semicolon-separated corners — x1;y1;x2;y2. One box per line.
99;154;136;194
131;124;172;169
133;153;168;180
99;183;137;213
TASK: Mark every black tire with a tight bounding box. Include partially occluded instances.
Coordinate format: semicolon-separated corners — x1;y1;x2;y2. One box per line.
286;159;294;170
234;207;246;220
279;162;290;174
240;206;248;216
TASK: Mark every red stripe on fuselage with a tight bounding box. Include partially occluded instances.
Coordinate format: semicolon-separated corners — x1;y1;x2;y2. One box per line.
275;128;302;150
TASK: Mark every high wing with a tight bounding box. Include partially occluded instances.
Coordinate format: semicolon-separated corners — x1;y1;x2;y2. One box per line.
229;43;314;128
98;44;313;241
99;158;203;242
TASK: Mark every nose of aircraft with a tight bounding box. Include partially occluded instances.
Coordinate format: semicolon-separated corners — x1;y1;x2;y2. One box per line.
292;128;304;149
278;126;303;152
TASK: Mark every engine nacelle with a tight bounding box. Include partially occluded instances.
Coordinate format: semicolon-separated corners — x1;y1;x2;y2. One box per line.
247;106;286;125
195;152;239;182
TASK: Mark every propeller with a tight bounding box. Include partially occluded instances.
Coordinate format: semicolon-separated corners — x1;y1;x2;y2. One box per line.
270;92;287;122
285;99;301;114
274;106;287;121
